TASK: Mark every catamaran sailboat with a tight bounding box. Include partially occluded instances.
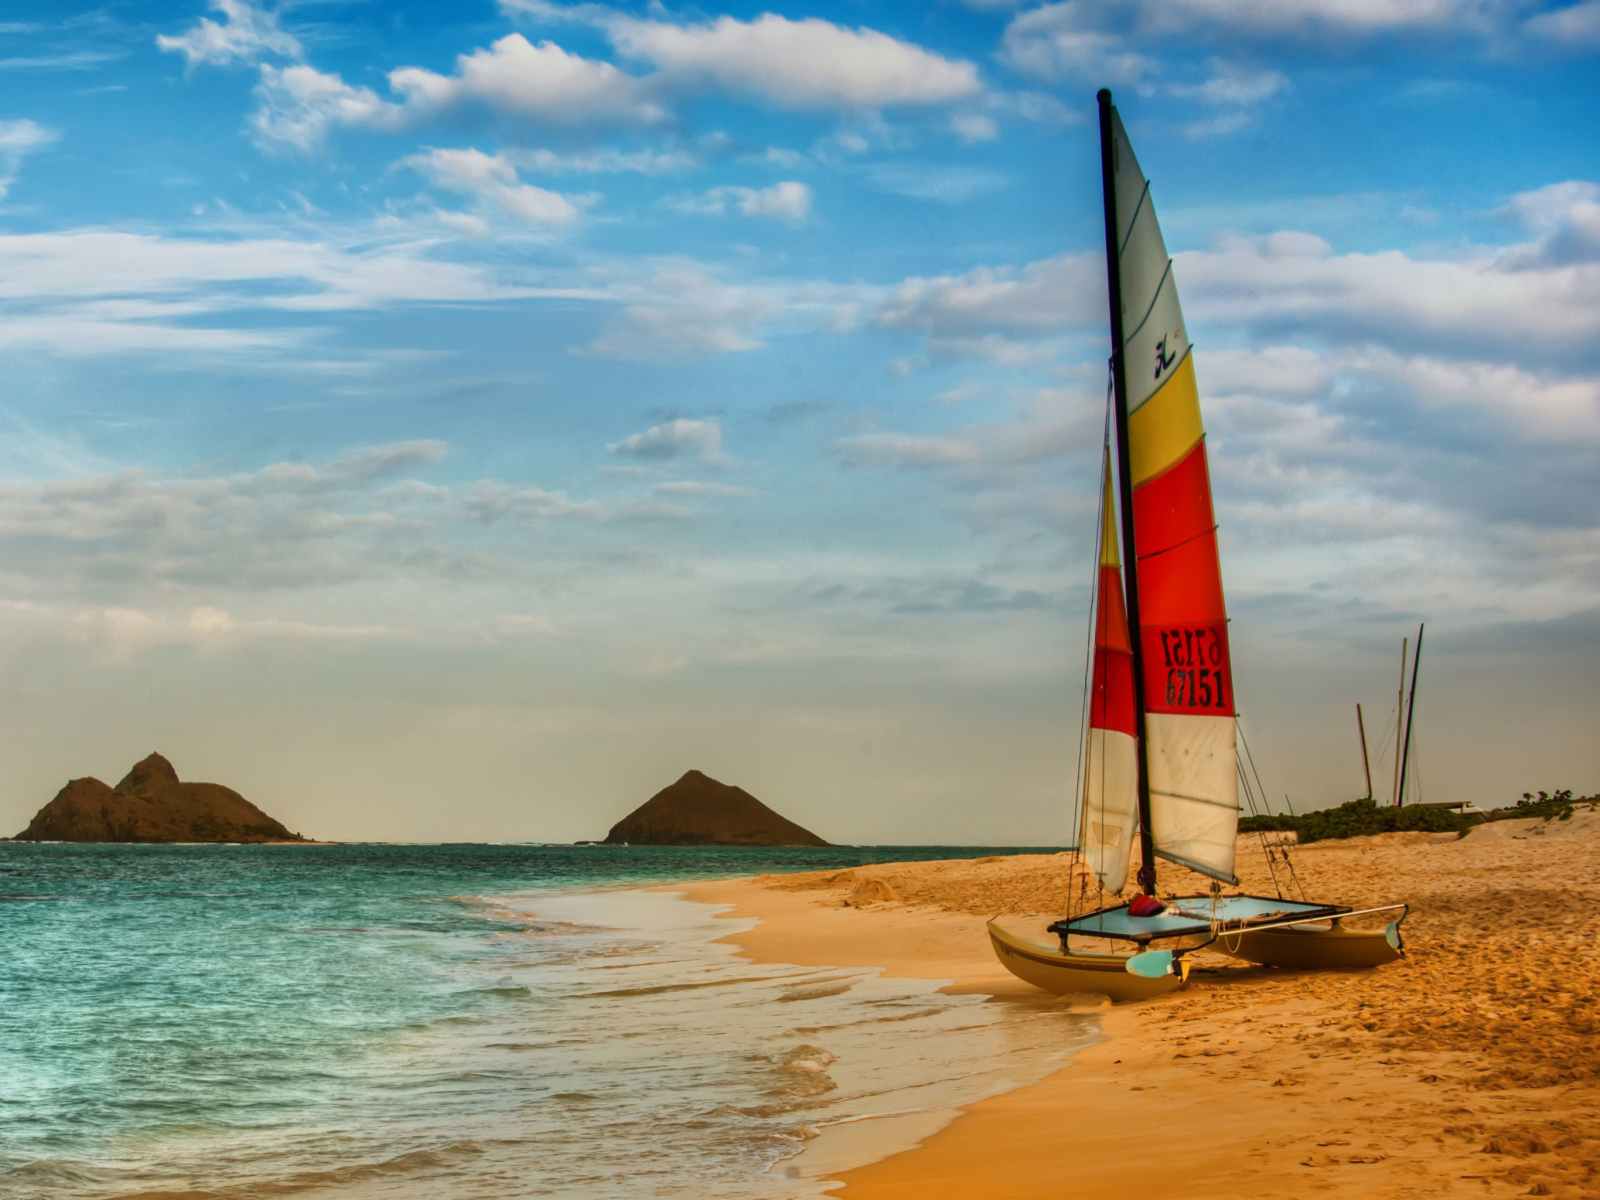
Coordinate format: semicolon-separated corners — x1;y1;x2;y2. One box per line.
989;90;1407;1001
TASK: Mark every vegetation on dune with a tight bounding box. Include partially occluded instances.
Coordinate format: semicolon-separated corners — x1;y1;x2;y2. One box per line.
1507;789;1600;822
1239;798;1476;843
1239;790;1600;843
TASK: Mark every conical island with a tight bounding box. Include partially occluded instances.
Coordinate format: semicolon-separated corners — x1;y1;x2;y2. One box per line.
13;753;308;843
603;770;828;846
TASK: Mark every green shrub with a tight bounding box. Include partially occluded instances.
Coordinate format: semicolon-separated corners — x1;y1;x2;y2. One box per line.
1238;798;1475;843
1239;790;1599;843
1498;789;1599;822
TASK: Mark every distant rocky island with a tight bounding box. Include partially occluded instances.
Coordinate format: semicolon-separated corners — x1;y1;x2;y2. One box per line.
599;770;828;846
12;753;309;843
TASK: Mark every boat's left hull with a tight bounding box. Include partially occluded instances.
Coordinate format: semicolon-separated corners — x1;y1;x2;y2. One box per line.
987;920;1184;1001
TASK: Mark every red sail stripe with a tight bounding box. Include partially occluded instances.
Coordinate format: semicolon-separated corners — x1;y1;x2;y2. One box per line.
1094;562;1133;652
1131;437;1215;559
1090;563;1137;737
1131;433;1232;717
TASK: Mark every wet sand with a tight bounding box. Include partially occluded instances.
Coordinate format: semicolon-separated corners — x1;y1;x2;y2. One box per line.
681;811;1600;1199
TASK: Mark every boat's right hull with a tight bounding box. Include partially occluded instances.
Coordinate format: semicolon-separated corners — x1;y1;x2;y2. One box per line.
987;920;1184;1002
1216;922;1402;970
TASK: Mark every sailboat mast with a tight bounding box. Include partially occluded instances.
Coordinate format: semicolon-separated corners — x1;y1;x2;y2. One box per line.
1392;636;1407;806
1357;703;1373;802
1397;624;1424;808
1097;88;1156;895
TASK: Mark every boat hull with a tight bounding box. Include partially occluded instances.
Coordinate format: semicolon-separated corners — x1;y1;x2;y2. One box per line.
1215;922;1402;970
987;920;1184;1001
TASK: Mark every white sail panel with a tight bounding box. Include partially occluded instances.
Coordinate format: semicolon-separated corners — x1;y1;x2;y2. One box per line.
1080;727;1139;894
1144;713;1239;883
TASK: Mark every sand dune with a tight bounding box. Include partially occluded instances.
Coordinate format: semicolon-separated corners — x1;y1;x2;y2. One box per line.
684;811;1600;1198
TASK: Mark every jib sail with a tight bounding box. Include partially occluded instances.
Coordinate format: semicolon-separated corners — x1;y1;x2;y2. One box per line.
1081;458;1139;893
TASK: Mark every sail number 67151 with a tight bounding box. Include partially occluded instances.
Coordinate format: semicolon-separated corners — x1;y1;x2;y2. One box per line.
1144;624;1232;713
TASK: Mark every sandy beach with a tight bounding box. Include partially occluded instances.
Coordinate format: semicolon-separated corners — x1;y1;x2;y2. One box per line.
682;812;1600;1199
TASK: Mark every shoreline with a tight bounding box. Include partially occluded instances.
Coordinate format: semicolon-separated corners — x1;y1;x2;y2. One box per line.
677;873;1104;1193
678;818;1600;1198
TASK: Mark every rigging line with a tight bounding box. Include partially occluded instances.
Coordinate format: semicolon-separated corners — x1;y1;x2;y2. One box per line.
1234;735;1288;900
1069;363;1114;919
1237;716;1306;902
1373;706;1399;773
1240;756;1286;900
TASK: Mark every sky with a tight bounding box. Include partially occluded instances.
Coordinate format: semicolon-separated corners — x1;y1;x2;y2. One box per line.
0;0;1596;843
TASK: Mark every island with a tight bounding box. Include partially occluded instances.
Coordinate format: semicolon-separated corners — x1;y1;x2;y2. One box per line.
12;753;310;843
601;769;828;846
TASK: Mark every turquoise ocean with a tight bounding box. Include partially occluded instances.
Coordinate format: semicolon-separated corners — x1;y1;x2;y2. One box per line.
0;844;1091;1199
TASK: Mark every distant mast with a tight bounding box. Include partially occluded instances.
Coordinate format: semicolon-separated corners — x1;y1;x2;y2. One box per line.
1357;703;1373;802
1392;637;1408;805
1397;625;1425;807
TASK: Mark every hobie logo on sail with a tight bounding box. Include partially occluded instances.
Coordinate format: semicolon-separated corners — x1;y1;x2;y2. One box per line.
1153;333;1179;381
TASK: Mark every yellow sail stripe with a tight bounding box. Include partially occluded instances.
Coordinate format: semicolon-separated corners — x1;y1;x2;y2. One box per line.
1129;353;1203;487
1099;457;1120;567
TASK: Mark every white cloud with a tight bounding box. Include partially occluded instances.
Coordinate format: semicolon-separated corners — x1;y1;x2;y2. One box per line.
606;418;725;461
1171;60;1289;105
248;36;663;152
33;603;387;665
0;442;646;614
0;448;425;592
512;146;697;175
461;481;603;523
607;13;982;109
0;226;564;354
1188;344;1600;624
652;480;755;498
863;164;1010;205
936;383;984;404
0;118;56;201
252;64;400;153
874;251;1103;337
1000;3;1155;85
327;440;450;480
673;181;812;222
157;0;301;68
1177;225;1600;361
1525;0;1600;46
950;113;1000;143
1209;343;1600;449
388;34;666;128
835;432;984;467
1000;0;1523;90
1365;350;1600;444
1143;0;1511;38
406;148;585;226
1182;112;1253;139
238;14;979;155
988;90;1079;125
582;270;776;360
1496;181;1600;265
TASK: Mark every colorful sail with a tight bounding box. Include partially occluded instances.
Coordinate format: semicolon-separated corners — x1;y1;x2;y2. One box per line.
1109;105;1239;885
1081;457;1139;893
